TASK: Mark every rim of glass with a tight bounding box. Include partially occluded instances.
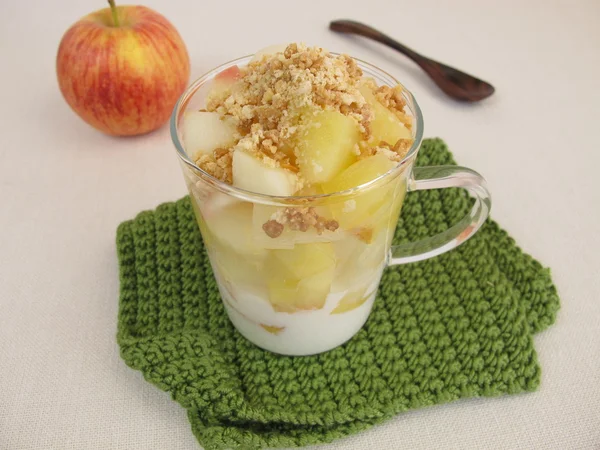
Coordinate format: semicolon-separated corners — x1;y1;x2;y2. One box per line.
170;53;424;202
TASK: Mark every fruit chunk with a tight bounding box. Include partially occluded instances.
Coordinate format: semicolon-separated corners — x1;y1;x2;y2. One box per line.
190;196;214;246
332;231;388;291
266;243;336;312
204;201;266;259
331;287;373;314
232;150;297;196
349;176;407;243
322;153;397;229
269;242;336;278
182;111;237;159
206;65;242;109
213;247;265;288
267;270;333;312
215;65;242;83
250;44;288;63
359;83;411;146
210;65;241;95
296;110;360;183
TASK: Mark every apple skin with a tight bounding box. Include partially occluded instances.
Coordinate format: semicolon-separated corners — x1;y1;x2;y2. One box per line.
215;65;241;82
56;5;190;136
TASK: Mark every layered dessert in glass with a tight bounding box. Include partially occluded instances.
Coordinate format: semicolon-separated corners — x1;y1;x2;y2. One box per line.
179;44;415;355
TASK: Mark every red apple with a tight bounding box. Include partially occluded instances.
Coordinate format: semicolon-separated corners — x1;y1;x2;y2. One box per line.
56;1;190;136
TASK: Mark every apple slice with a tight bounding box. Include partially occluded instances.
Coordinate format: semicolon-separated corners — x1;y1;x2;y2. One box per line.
265;243;336;312
345;176;407;243
182;111;237;159
331;231;387;292
211;65;241;94
359;82;411;146
322;153;397;229
207;65;242;107
190;196;215;247
215;65;242;83
204;201;266;259
250;44;288;63
331;286;372;314
296;110;359;183
269;242;336;279
213;246;265;288
232;150;297;196
267;270;334;312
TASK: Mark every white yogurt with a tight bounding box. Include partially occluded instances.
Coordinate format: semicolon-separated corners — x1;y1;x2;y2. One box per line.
214;265;384;355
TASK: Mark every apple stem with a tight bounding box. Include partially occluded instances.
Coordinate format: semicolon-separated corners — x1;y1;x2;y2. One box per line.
107;0;120;27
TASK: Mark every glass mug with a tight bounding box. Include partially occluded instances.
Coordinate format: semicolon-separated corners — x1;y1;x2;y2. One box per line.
170;55;491;356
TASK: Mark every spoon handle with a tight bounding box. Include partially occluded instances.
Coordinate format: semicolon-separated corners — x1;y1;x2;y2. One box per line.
330;19;495;102
330;19;422;62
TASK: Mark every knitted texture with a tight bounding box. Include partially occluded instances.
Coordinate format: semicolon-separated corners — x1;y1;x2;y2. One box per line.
116;138;560;450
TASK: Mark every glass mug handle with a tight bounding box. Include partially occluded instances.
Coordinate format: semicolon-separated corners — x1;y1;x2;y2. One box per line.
388;166;492;265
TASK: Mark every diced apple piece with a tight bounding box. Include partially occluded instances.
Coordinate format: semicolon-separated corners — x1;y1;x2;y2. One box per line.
357;229;390;269
322;153;397;229
183;111;237;159
359;83;411;146
381;178;407;240
213;246;265;288
215;65;242;82
321;153;396;194
204;201;266;259
250;44;288;63
265;243;336;312
210;65;241;95
352;176;407;242
267;270;333;312
296;110;360;183
190;196;215;246
232;150;297;196
202;191;241;219
331;231;387;291
269;243;336;279
206;65;242;109
331;287;372;314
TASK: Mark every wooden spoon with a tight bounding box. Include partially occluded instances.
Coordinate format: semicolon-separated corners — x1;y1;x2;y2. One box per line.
330;19;495;102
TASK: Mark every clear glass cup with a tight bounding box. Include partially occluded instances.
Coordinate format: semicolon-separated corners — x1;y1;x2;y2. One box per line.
170;55;491;356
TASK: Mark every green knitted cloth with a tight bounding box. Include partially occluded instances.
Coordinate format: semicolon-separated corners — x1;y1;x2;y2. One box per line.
116;138;559;450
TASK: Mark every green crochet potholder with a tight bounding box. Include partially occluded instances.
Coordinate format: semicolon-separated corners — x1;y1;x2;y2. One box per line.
116;138;559;450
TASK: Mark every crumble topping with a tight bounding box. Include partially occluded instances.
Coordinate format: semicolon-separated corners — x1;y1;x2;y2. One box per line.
374;85;412;128
201;44;414;184
207;43;368;167
195;148;233;183
262;220;284;238
357;138;412;162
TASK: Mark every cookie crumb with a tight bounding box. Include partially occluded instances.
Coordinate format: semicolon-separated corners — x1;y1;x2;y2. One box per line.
263;220;285;238
195;148;233;183
262;206;339;237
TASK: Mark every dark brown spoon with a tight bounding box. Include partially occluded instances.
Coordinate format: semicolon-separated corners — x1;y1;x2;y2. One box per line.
330;19;495;102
